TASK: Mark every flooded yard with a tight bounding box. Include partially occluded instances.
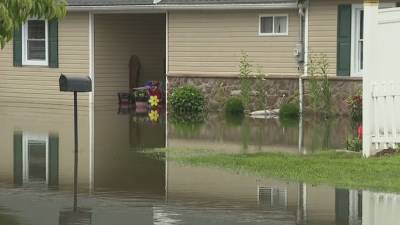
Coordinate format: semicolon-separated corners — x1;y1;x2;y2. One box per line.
0;104;397;225
168;113;354;154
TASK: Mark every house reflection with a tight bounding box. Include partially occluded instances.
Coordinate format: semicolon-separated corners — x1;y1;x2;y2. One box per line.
59;209;92;225
13;132;59;187
167;114;354;154
165;161;364;225
1;105;166;196
0;106;91;190
94;106;165;196
363;191;400;225
0;105;399;225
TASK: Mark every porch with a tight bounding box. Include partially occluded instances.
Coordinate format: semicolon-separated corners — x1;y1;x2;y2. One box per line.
93;13;167;108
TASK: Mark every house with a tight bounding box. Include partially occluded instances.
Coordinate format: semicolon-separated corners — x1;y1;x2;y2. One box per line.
0;0;398;114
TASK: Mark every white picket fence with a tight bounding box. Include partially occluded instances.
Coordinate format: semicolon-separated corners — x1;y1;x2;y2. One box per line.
364;5;400;156
371;83;400;149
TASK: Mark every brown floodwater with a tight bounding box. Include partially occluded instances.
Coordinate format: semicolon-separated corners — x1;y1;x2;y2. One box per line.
0;104;397;225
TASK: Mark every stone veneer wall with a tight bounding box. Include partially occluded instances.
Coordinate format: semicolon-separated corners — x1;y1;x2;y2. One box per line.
167;75;362;115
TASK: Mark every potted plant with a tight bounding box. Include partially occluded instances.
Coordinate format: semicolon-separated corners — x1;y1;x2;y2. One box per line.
133;89;148;102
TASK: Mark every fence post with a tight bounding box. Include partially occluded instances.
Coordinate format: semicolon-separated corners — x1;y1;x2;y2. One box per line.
363;0;380;157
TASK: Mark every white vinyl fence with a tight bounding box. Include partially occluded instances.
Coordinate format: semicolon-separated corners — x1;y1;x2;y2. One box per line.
364;4;400;156
370;83;400;149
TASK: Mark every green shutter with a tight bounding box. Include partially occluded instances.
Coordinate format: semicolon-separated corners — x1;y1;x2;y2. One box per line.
48;20;59;68
337;5;352;76
13;132;23;185
13;28;23;67
335;188;349;225
48;134;59;186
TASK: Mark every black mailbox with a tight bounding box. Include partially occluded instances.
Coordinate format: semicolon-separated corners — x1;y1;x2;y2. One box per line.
59;74;92;92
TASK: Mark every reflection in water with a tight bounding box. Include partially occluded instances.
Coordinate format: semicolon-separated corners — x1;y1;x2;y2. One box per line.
168;114;354;154
0;105;398;225
59;209;92;225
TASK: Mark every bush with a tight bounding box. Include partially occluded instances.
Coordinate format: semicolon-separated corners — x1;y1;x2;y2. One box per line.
169;86;205;113
224;98;244;115
279;103;300;118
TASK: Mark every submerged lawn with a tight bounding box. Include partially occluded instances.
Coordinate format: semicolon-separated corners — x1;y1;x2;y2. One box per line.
163;149;400;193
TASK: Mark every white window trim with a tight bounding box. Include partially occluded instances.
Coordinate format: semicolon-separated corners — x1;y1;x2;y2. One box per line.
22;19;49;66
22;133;49;184
351;4;364;77
258;14;289;36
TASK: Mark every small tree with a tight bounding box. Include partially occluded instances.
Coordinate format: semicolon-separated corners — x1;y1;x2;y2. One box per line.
308;53;331;116
255;67;267;111
0;0;67;49
239;52;252;110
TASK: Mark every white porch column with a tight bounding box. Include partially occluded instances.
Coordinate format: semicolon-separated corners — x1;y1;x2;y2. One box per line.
363;0;379;157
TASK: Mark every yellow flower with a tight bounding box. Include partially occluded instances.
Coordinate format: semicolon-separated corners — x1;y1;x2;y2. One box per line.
148;110;159;122
149;95;160;107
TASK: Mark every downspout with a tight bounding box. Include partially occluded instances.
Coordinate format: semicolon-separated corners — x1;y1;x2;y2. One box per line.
297;0;307;116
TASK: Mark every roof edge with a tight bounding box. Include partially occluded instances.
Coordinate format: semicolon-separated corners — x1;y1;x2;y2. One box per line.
67;3;298;11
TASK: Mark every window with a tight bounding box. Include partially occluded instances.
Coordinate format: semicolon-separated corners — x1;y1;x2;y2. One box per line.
259;15;289;36
22;19;48;66
23;134;49;184
351;6;364;75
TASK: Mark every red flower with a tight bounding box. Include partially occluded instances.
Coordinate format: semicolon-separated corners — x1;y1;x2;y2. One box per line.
149;88;162;100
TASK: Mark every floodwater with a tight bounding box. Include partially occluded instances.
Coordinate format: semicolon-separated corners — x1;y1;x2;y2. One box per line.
0;104;398;225
168;113;355;154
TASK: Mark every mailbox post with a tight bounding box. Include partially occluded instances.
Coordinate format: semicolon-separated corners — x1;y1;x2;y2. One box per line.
59;74;92;211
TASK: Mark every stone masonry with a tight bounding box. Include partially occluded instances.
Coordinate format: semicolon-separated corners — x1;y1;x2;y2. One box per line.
167;75;362;115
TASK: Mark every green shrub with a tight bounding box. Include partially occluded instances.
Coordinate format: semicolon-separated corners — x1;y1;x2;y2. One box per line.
169;86;205;113
279;103;300;118
224;98;244;115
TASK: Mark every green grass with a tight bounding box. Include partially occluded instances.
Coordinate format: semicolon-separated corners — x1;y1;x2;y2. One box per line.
161;149;400;193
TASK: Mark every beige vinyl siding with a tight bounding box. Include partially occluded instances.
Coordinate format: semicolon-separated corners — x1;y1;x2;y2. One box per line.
0;12;90;109
308;0;362;76
94;14;166;107
168;10;300;76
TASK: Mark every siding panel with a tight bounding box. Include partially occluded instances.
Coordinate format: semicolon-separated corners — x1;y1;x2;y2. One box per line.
168;10;300;76
0;12;90;108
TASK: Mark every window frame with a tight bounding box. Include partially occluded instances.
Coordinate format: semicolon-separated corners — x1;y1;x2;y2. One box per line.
350;3;397;76
258;14;289;36
351;5;364;77
22;133;49;184
22;19;49;66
